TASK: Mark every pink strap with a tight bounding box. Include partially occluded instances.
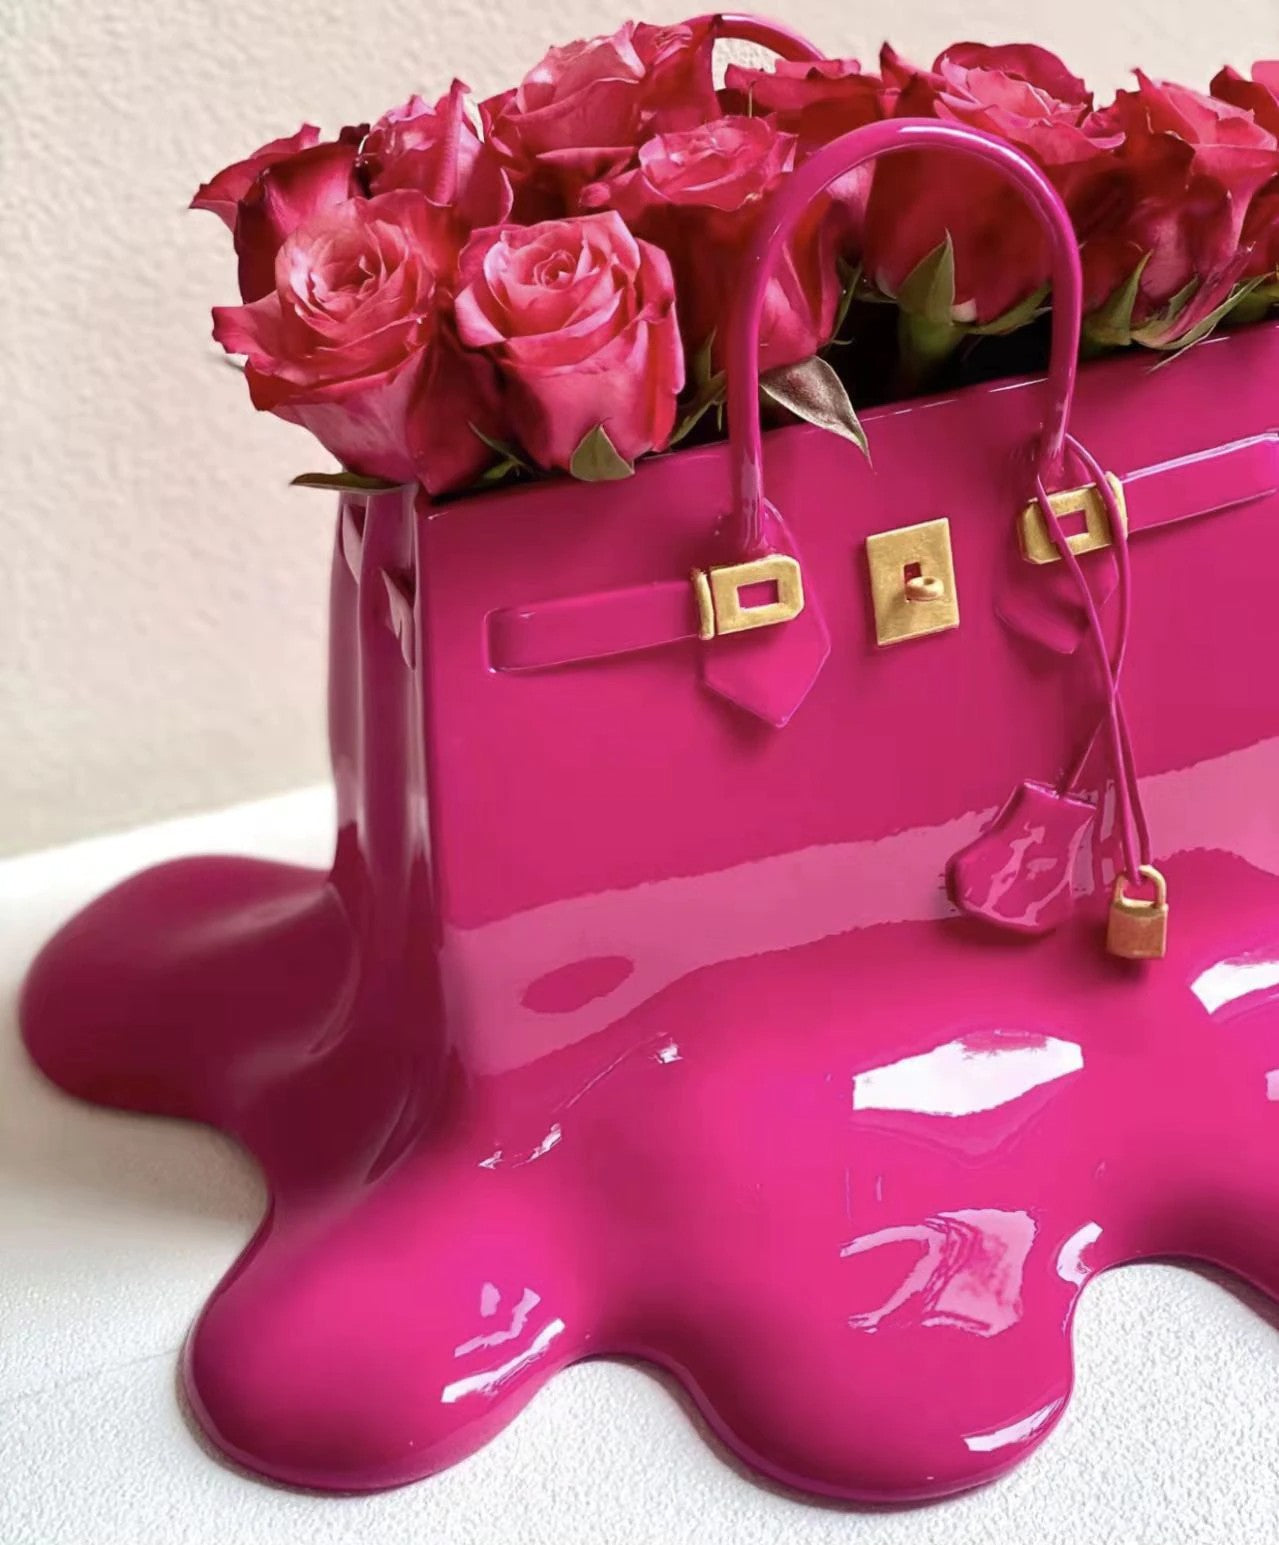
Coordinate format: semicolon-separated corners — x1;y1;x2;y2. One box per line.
487;434;1277;674
725;119;1084;554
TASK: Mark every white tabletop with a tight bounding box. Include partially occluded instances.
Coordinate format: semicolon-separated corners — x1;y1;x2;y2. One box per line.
2;790;1276;1545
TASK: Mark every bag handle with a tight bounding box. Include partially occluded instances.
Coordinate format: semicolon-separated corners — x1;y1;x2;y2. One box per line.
725;119;1085;553
694;11;826;61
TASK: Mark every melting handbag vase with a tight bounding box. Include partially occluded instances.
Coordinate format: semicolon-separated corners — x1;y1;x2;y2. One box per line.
20;114;1279;1502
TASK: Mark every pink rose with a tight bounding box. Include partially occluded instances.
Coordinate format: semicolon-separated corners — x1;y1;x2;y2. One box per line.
1082;73;1279;323
479;19;719;217
360;81;513;229
722;58;888;151
1211;64;1279;281
586;115;840;370
1211;62;1279;136
453;211;684;471
720;57;889;249
191;125;322;229
864;43;1119;323
212;192;501;494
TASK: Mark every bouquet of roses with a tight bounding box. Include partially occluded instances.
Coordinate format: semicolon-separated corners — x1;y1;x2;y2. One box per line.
194;16;1279;497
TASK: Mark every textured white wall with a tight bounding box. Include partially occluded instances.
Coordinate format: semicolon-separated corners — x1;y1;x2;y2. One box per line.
1;0;1275;854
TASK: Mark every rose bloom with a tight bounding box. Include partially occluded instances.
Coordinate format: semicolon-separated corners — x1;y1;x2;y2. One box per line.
212;192;501;493
1211;64;1279;282
863;43;1120;324
720;57;889;248
453;211;684;470
1211;61;1279;136
479;18;720;216
193;127;364;303
191;125;322;227
361;80;513;229
1082;72;1279;321
722;58;888;151
587;115;840;370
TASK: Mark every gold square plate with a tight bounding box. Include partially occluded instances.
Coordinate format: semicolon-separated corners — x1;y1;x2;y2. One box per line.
865;517;960;647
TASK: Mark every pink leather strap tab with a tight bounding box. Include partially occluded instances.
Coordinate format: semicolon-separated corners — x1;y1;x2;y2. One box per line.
489;580;701;672
489;433;1278;677
1125;431;1278;535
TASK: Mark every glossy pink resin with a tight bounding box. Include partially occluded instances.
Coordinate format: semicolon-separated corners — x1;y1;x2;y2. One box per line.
21;312;1279;1499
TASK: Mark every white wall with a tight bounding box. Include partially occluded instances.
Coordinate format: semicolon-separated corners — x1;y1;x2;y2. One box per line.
1;0;1274;854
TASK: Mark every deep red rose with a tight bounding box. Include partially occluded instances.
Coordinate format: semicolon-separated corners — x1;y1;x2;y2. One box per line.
361;81;513;230
1211;62;1279;136
722;58;889;150
585;115;840;370
191;125;322;229
454;212;683;471
236;129;366;304
212;192;500;494
1082;73;1279;323
863;43;1118;324
479;18;720;217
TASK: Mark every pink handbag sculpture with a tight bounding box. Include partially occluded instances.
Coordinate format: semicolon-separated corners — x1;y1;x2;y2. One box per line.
20;57;1279;1503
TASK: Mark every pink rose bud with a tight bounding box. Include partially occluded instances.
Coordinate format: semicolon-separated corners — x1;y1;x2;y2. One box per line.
454;211;684;471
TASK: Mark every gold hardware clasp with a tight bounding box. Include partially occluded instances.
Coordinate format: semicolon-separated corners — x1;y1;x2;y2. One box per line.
693;555;805;639
866;518;960;646
1020;475;1127;564
1106;864;1169;960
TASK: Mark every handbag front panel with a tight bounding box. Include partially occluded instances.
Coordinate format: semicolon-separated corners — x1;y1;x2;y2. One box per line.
418;323;1279;1068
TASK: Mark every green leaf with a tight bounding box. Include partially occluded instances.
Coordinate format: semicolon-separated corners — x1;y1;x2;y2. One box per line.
1137;277;1264;360
969;283;1050;337
1082;254;1151;351
569;424;635;481
669;370;727;446
290;470;406;493
896;235;956;327
470;422;534;473
759;355;869;460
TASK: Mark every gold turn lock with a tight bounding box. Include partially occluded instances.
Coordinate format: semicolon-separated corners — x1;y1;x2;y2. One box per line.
866;518;960;646
1107;865;1169;960
693;555;805;639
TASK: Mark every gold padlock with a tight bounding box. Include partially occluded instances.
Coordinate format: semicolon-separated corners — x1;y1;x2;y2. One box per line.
1106;864;1169;960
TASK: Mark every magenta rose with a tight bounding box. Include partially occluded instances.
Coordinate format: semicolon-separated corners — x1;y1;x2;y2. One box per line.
361;81;513;229
1211;62;1279;135
722;58;888;150
191;125;322;228
453;211;684;471
719;57;889;249
479;19;719;217
1211;64;1279;282
863;43;1119;324
193;127;366;304
1082;73;1279;324
586;115;840;371
212;192;501;494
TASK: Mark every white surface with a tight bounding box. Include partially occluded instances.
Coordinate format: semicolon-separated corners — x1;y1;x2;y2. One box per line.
2;793;1279;1543
3;0;1277;855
